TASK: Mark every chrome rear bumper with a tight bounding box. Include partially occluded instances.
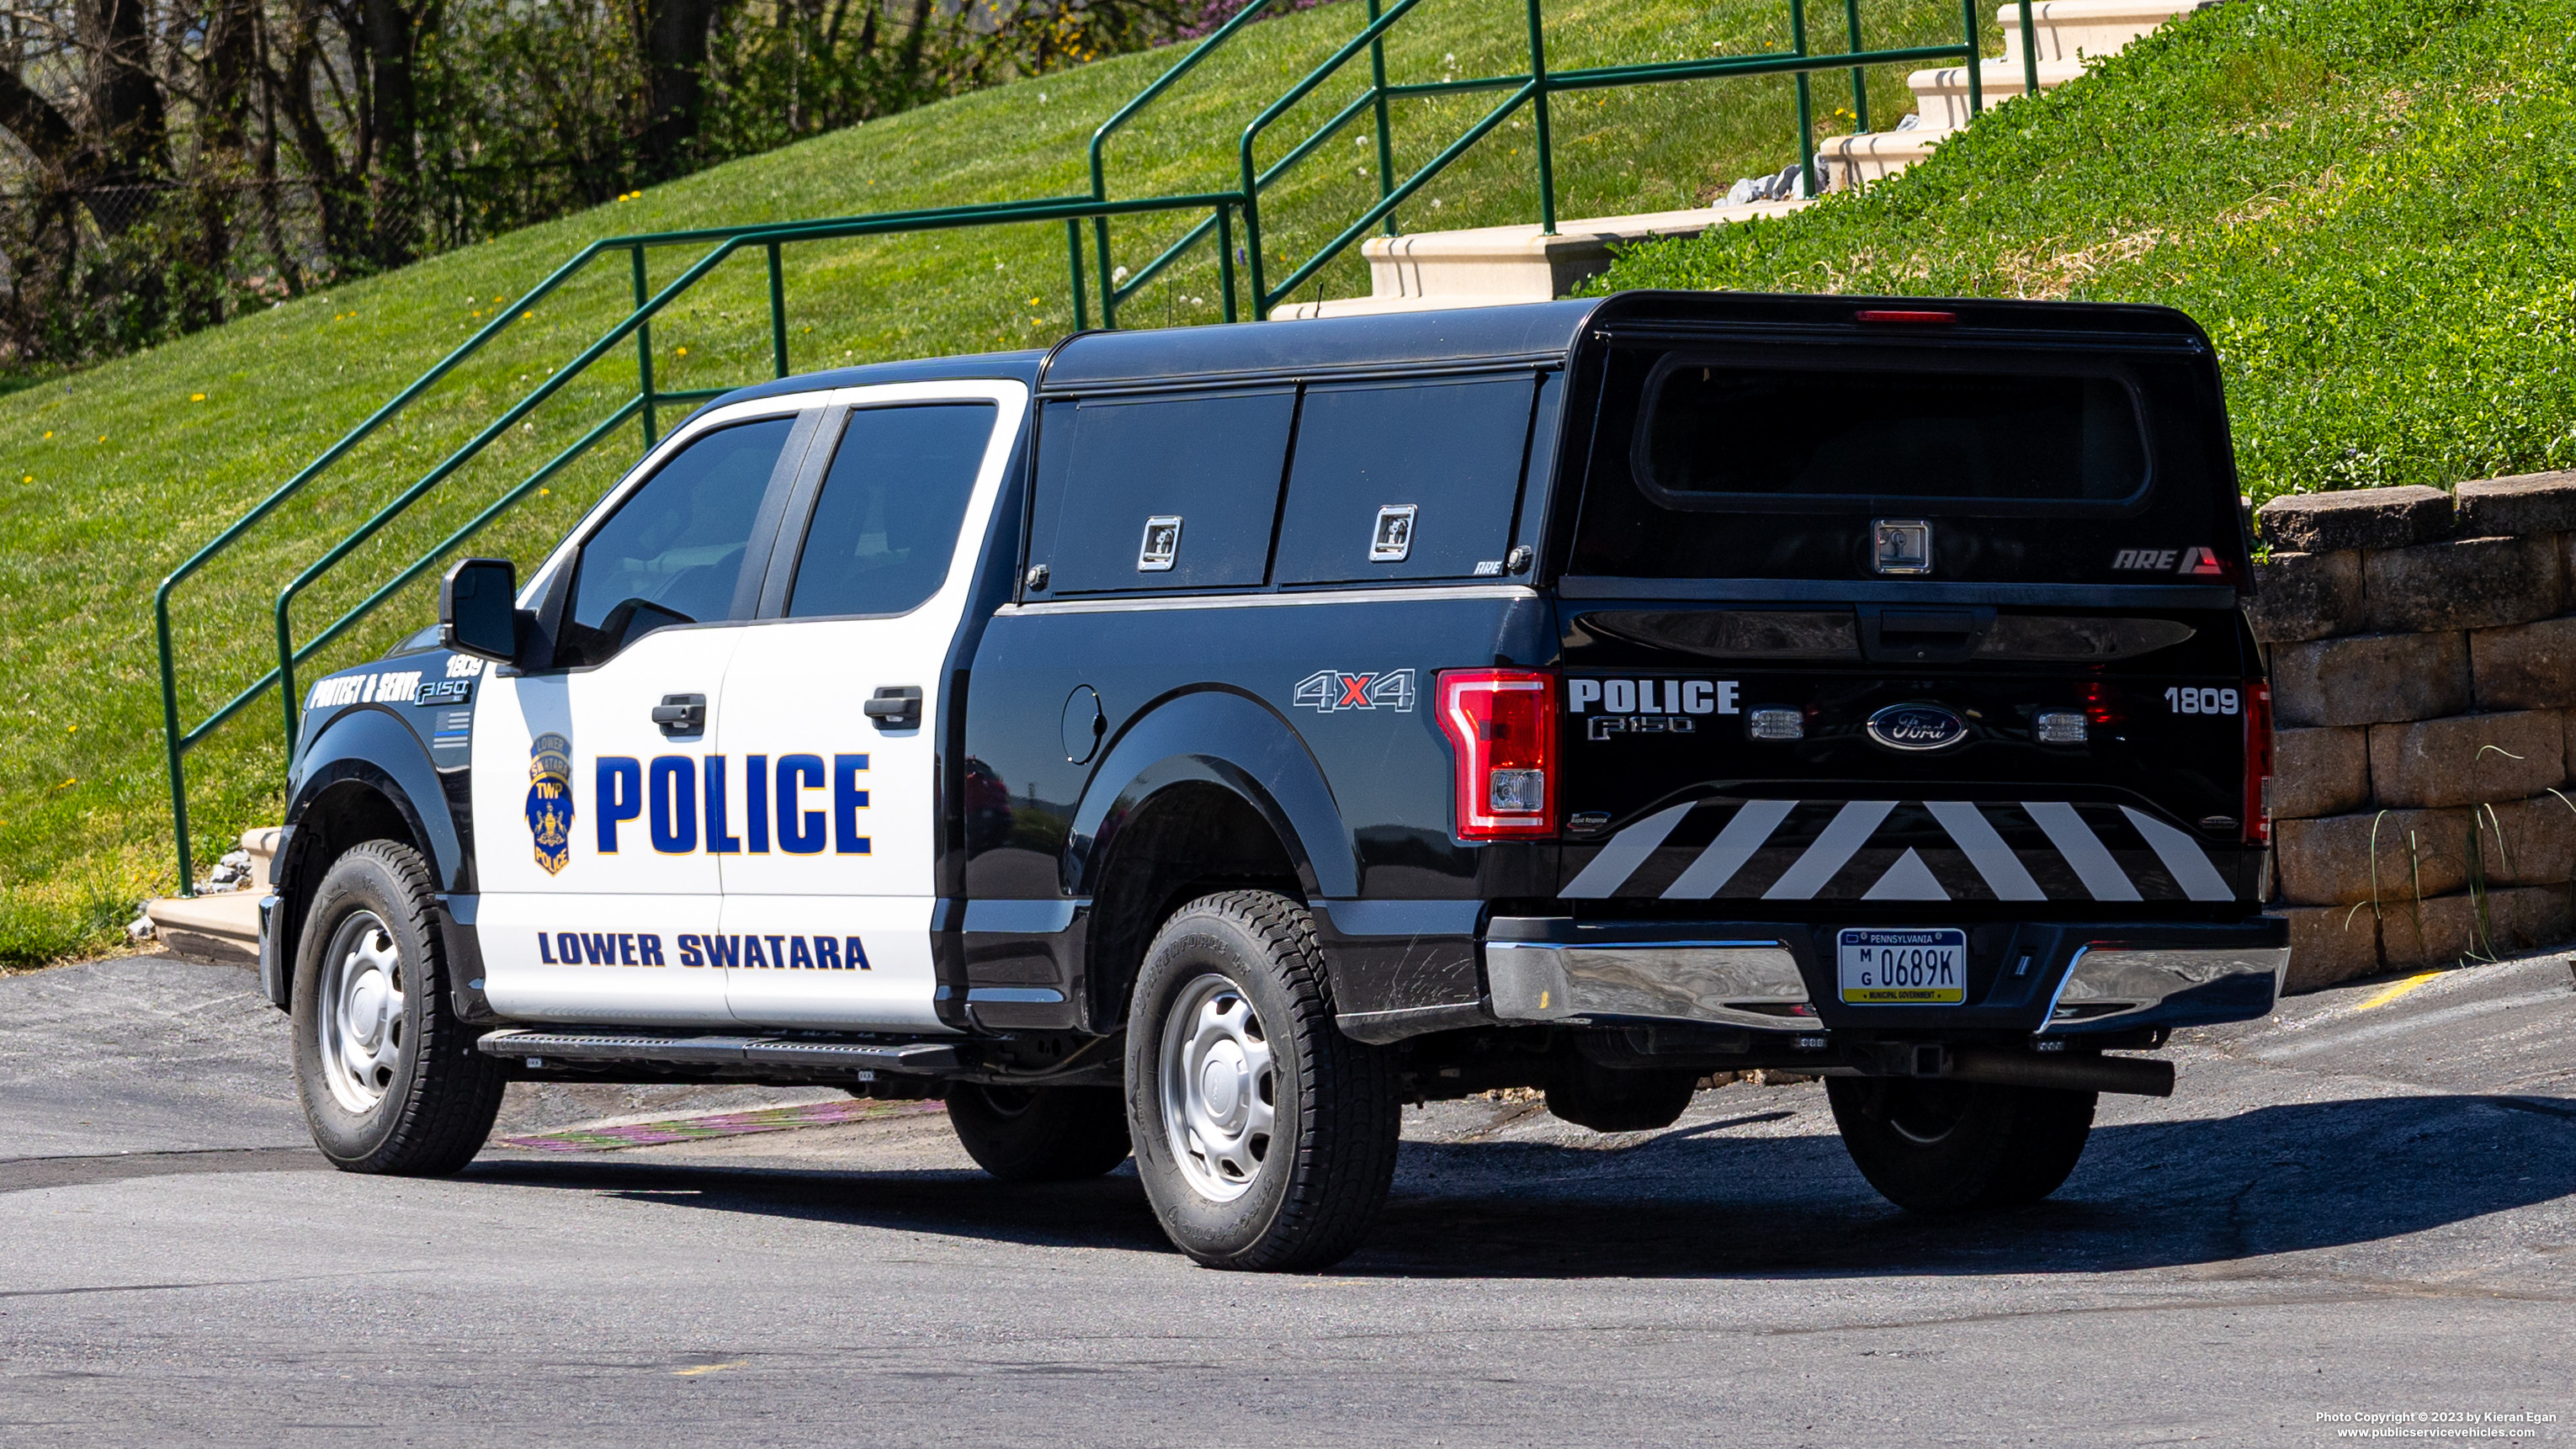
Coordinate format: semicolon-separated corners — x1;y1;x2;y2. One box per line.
2041;942;2290;1032
1485;939;1814;1031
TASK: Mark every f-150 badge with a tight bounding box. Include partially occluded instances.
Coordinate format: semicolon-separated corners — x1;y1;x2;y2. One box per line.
1293;669;1415;713
527;733;575;875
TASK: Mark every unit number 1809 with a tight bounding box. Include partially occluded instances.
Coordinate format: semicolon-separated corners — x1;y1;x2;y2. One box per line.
2164;686;2239;715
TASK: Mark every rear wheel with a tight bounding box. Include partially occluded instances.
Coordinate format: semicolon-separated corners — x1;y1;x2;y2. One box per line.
947;1083;1131;1181
1824;1076;2096;1213
291;840;505;1174
1125;890;1400;1271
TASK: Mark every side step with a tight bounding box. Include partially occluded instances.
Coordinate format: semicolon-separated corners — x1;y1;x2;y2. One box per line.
478;1029;968;1075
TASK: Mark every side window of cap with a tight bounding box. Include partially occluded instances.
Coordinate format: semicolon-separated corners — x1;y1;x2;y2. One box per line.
555;415;799;668
1272;375;1536;586
1027;389;1295;595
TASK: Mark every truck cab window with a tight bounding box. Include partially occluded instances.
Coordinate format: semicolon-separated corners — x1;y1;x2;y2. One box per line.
558;416;797;667
786;403;996;618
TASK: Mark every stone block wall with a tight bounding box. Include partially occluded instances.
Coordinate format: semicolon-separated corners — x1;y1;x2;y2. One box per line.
2253;470;2576;991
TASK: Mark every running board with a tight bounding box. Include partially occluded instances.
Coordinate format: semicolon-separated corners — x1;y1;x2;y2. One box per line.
477;1029;968;1075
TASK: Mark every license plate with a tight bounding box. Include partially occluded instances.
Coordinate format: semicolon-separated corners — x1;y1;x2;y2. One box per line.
1837;927;1968;1005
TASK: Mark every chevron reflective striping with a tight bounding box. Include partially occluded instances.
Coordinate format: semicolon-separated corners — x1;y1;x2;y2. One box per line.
1764;800;1898;900
2023;801;2143;901
1861;847;1947;900
1562;799;1696;899
2120;805;2236;901
1923;800;2048;900
1661;798;1798;899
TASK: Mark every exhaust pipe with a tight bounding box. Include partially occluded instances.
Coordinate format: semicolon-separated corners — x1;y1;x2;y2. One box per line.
1947;1046;2175;1098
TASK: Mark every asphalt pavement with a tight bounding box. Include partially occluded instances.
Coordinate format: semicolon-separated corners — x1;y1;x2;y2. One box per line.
2;947;2572;1446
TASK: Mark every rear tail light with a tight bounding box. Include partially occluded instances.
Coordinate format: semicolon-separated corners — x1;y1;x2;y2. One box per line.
1437;669;1558;839
2244;679;2274;845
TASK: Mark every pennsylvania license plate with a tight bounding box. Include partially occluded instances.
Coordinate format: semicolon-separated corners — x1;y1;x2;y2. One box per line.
1837;927;1968;1005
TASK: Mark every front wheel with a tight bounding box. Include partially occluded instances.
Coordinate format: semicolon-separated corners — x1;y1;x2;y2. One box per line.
290;840;505;1174
1824;1076;2096;1213
1125;891;1400;1271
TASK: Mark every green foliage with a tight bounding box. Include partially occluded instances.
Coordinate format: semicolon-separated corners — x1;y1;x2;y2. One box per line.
0;0;1969;962
1593;0;2576;504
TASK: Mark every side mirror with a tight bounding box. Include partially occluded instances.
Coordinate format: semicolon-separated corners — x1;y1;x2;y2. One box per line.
440;557;522;663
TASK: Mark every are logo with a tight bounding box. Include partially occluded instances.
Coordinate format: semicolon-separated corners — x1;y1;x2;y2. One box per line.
526;733;575;875
1293;668;1415;714
1866;703;1970;753
2113;546;2228;576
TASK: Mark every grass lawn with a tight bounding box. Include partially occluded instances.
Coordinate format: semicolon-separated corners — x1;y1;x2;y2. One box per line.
0;0;1975;963
1596;0;2576;508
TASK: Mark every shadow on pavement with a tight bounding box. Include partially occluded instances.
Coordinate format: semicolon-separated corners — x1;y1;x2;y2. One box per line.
456;1091;2576;1277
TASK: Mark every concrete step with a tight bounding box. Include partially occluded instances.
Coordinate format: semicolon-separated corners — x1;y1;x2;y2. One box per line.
242;825;280;889
1996;0;2217;64
1909;56;2090;127
146;890;259;963
1278;199;1809;318
1814;126;1955;191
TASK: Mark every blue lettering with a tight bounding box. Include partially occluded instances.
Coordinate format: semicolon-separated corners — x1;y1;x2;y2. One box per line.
834;754;871;855
649;756;698;854
789;936;813;970
619;932;638;966
704;755;741;854
846;935;870;971
746;755;771;853
766;935;788;969
744;935;768;969
778;754;826;854
581;932;613;964
678;934;704;968
639;934;665;966
556;932;581;964
706;934;741;969
538;932;557;963
596;757;642;852
815;936;841;970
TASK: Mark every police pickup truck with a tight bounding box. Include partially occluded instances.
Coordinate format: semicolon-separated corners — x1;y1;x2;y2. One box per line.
260;291;2287;1271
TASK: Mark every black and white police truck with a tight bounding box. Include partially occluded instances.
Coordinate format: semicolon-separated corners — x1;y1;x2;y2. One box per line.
261;290;2287;1270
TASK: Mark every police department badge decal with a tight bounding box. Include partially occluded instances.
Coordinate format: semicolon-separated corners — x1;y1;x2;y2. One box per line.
525;733;575;875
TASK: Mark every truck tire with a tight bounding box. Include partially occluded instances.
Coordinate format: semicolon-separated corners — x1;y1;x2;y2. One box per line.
1824;1075;2096;1213
947;1083;1132;1181
290;840;505;1175
1124;890;1400;1271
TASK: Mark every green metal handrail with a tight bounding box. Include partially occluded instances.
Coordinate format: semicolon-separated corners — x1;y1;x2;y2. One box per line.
157;0;2044;894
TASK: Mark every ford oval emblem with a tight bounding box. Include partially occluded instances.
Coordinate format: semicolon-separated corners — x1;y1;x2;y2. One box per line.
1867;703;1970;752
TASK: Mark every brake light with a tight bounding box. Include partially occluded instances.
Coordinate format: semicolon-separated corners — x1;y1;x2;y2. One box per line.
1855;308;1957;325
1437;670;1558;839
2244;679;2273;845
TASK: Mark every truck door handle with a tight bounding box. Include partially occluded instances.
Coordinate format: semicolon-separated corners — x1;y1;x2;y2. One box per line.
651;693;706;735
863;686;922;730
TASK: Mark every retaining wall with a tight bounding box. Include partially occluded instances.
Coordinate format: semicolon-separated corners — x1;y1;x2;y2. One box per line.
2252;470;2576;991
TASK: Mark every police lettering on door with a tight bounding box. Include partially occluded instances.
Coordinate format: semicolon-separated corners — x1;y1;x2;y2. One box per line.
533;749;874;863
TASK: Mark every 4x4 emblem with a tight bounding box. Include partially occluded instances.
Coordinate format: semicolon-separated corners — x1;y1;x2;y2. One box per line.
1872;518;1932;576
1293;669;1415;714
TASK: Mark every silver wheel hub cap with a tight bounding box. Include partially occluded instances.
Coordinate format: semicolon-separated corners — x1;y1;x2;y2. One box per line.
1159;974;1276;1203
316;912;406;1114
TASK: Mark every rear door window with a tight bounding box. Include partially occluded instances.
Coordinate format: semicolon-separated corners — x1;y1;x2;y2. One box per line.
1272;375;1535;585
1031;390;1295;594
785;402;997;618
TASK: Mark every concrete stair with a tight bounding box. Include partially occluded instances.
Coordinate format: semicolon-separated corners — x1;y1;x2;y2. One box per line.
142;826;279;963
1288;0;2217;317
1276;202;1807;320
